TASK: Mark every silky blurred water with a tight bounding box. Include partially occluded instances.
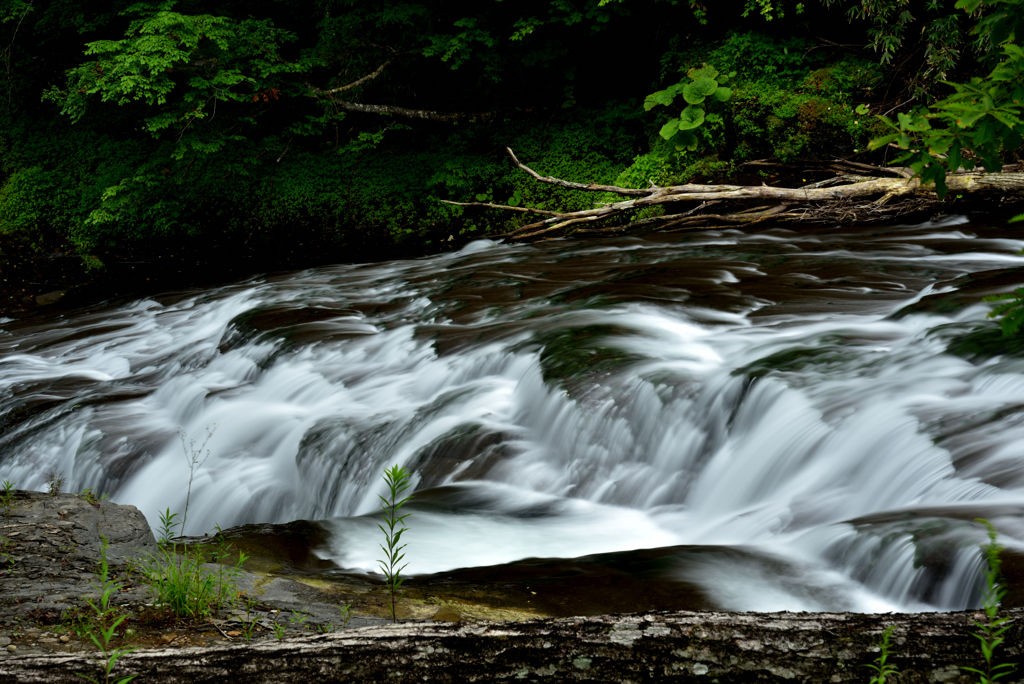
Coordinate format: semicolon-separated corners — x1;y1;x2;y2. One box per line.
3;218;1024;612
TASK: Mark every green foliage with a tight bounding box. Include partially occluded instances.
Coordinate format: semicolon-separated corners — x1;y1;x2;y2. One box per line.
961;520;1018;684
870;41;1024;197
0;480;14;520
866;0;1024;197
863;625;899;684
43;5;312;159
1;480;14;569
74;536;137;684
639;32;882;179
378;464;413;624
46;470;66;497
645;63;734;152
156;508;179;545
140;531;248;620
985;287;1024;337
79;488;111;505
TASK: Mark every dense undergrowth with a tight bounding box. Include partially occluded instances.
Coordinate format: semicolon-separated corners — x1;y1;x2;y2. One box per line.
0;0;1021;304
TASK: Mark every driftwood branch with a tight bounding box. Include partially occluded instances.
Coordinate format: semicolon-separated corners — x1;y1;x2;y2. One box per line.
444;148;1024;241
1;609;1020;683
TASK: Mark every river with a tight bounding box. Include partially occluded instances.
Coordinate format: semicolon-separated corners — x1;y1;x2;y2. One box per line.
3;217;1024;613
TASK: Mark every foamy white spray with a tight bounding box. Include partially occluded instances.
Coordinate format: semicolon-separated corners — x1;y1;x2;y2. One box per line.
2;219;1024;612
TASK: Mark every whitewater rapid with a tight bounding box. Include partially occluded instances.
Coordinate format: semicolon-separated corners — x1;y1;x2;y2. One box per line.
3;217;1024;612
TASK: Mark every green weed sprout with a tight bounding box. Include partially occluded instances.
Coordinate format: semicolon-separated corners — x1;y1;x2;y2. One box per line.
75;535;136;684
156;508;179;545
141;530;247;620
1;480;15;518
1;480;15;570
962;520;1018;684
864;625;899;684
45;470;65;497
377;464;413;623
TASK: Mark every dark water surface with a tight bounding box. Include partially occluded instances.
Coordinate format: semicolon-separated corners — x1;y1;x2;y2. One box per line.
3;218;1024;612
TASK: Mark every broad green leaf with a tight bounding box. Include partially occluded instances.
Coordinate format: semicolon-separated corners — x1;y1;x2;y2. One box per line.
659;118;680;140
711;86;733;102
688;65;719;81
674;129;698;151
677;105;705;130
867;133;899;150
990;109;1022;128
645;89;676;110
683;77;718;105
927;135;952;155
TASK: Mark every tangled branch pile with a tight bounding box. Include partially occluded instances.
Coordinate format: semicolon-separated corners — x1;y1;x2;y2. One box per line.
443;150;1024;241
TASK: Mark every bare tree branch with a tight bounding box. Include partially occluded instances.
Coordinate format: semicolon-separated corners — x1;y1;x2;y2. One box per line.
312;60;393;96
453;149;1024;241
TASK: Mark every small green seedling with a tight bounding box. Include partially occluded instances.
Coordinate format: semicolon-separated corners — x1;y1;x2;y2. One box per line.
962;520;1018;684
377;464;413;623
75;536;137;684
864;625;899;684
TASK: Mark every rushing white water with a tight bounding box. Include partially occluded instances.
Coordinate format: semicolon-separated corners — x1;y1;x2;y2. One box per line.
3;217;1024;612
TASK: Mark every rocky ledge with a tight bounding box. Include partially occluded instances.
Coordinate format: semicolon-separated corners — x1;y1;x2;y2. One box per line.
0;491;393;659
2;491;1022;683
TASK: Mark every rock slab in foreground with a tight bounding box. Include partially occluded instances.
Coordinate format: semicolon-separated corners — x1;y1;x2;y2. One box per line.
1;608;1021;683
0;491;157;624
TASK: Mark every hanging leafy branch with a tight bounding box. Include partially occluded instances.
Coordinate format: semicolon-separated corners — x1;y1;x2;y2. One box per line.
42;5;313;158
863;0;1024;198
867;41;1024;197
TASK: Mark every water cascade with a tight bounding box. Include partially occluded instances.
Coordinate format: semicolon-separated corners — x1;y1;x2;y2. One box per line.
3;218;1024;612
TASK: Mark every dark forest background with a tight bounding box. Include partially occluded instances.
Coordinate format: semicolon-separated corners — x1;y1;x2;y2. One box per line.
0;0;1021;304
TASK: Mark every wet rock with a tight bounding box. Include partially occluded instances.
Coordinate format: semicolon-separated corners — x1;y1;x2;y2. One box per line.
0;491;157;627
34;290;67;307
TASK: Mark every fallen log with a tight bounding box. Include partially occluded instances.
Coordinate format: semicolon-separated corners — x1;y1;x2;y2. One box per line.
1;608;1020;683
442;149;1024;241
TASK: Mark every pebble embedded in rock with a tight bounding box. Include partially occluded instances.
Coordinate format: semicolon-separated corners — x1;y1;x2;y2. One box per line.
60;636;70;643
5;645;15;653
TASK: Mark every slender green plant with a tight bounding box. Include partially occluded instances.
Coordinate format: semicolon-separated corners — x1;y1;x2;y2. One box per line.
316;605;353;633
141;426;247;621
864;625;899;684
45;470;65;497
156;508;180;545
78;488;110;506
75;536;137;684
238;593;260;641
1;480;14;571
140;535;248;620
177;424;217;536
339;604;352;628
962;520;1018;684
377;464;413;624
1;480;15;519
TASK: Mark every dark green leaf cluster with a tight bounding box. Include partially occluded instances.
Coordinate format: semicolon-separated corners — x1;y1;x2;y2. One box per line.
645;64;734;152
870;38;1024;197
